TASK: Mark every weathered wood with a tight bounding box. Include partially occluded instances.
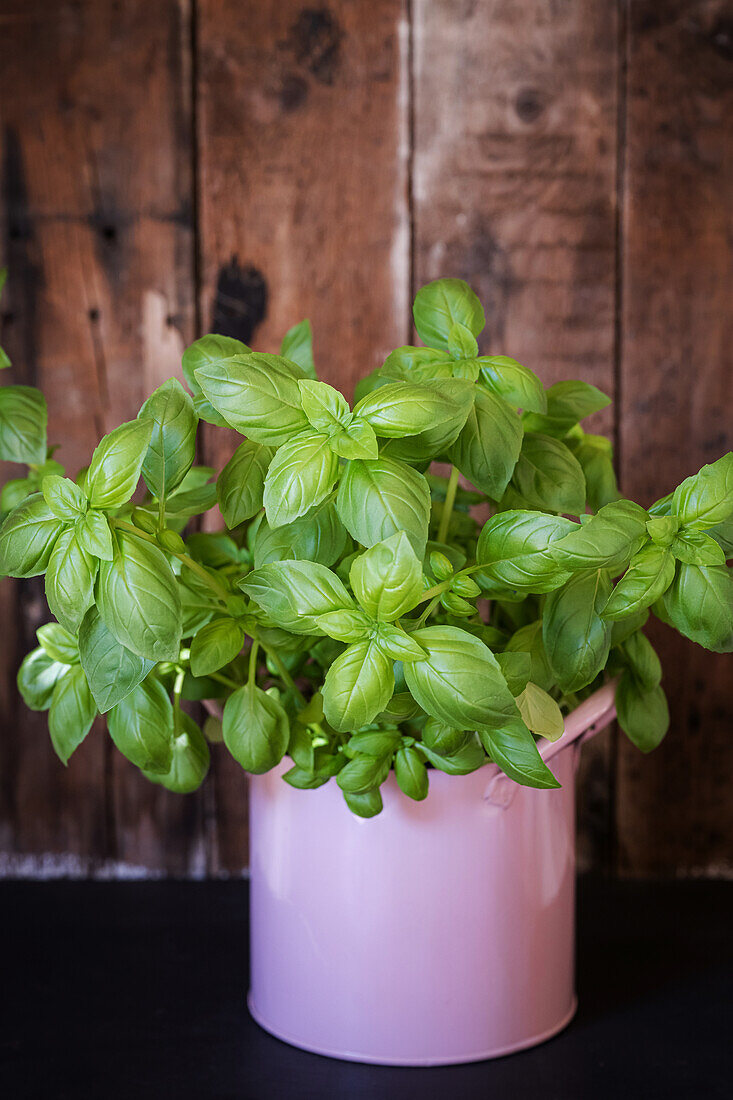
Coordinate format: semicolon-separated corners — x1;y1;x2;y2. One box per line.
615;0;733;876
0;0;200;875
412;0;620;869
196;0;411;871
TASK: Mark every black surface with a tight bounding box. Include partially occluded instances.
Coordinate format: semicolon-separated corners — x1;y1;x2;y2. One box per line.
1;877;731;1099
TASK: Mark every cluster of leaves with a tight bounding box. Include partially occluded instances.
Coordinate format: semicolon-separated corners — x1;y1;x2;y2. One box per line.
1;274;731;817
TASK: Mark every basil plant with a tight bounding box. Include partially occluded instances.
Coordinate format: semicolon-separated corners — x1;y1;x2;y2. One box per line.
1;274;731;817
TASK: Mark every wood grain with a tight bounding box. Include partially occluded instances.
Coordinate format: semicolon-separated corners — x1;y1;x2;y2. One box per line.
0;0;201;874
196;0;410;871
411;0;620;870
615;0;733;876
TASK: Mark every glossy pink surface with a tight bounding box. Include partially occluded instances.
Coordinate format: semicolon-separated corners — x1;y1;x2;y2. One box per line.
248;682;617;1065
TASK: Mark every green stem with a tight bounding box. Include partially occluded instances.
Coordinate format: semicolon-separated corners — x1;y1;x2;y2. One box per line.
172;667;185;736
259;639;307;706
411;593;443;630
437;465;460;544
418;563;483;605
110;518;232;602
158;494;166;534
248;640;260;685
208;670;241;691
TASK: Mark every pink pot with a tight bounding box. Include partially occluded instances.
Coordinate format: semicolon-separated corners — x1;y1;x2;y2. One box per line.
248;682;617;1065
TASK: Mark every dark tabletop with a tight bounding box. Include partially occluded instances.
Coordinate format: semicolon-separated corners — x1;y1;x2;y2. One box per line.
1;876;731;1099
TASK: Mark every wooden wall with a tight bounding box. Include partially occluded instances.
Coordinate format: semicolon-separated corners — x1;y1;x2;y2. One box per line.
0;0;731;877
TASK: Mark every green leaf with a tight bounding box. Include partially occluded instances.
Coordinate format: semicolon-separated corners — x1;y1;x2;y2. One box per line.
78;607;155;713
515;682;565;741
567;432;619;512
347;729;402;757
419;735;486;775
421;719;470;756
1;477;33;518
343;788;384;818
601;545;676;621
315;608;372;642
646;515;680;548
609;607;649;647
48;665;97;764
223;683;290;773
495;651;531;695
241;560;354;634
281;318;316;379
669;529;726;566
661;563;733;653
45;527;98;633
75;510;113;561
353;381;468;440
182;334;250;427
17;648;69;711
41;475;87;522
672;452;733;529
349;532;423;621
620;630;661;691
549;500;648;573
194;351;309;445
521;380;611;437
708;518;733;558
337;751;392;793
449;385;523;499
86;418;154;509
189;617;245;677
447;321;479;361
382;379;475;463
217;440;273;528
107;678;175;773
0;494;63;578
543;570;612;692
0;385;47;464
477;356;546;414
263;430;339;528
322;640;395;732
481;723;560;789
394;746;429;800
336;456;431;557
374;622;426;662
477;510;576;593
507;432;586;515
615;673;669;753
37;622;79;664
504;620;555;691
298;379;350;433
413;278;485;350
329;417;379;460
142;712;210;793
138;378;198;499
97;530;182;661
254;500;347;569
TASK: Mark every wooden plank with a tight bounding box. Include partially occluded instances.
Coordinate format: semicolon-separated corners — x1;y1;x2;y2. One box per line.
615;1;733;876
412;0;620;869
0;0;201;875
196;0;411;871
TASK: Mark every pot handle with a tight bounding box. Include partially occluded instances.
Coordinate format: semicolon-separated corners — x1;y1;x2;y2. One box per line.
484;679;618;808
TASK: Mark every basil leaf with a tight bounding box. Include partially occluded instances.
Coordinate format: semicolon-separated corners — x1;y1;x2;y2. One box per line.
567;431;619;512
521;380;611;437
504;619;555;691
422;719;469;756
241;560;354;634
217;440;273;528
353;381;471;439
375;623;426;662
449;386;523;498
0;384;47;464
615;673;669;753
382;379;475;463
669;529;726;566
549;500;648;573
323;640;395;732
661;563;733;652
646;515;680;548
380;345;454;380
48;665;97;764
182;334;250;427
138;378;197;499
708;518;733;558
621;630;661;691
477;356;546;414
281;318;316;378
347;729;402;756
336;457;431;557
516;682;564;741
98;530;182;661
189;617;245;677
481;723;560;789
17;647;69;711
419;734;486;775
283;765;330;790
78;607;155;713
329;417;379;460
609;607;649;647
1;476;33;519
672;452;733;529
142;712;210;793
107;678;175;773
507;432;586;515
349;531;423;621
223;684;290;773
194;351;309;445
343;788;384;818
298;379;351;434
413;278;485;350
337;751;392;793
601;545;676;620
75;510;113;561
315;608;372;642
86;418;154;509
263;430;339;528
448;321;479;360
495;651;531;695
543;570;612;691
45;528;98;633
477;510;576;593
394;746;429;800
0;494;63;578
41;475;87;522
254;501;347;569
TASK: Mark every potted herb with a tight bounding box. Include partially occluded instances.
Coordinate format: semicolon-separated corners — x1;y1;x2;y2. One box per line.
1;273;731;1064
